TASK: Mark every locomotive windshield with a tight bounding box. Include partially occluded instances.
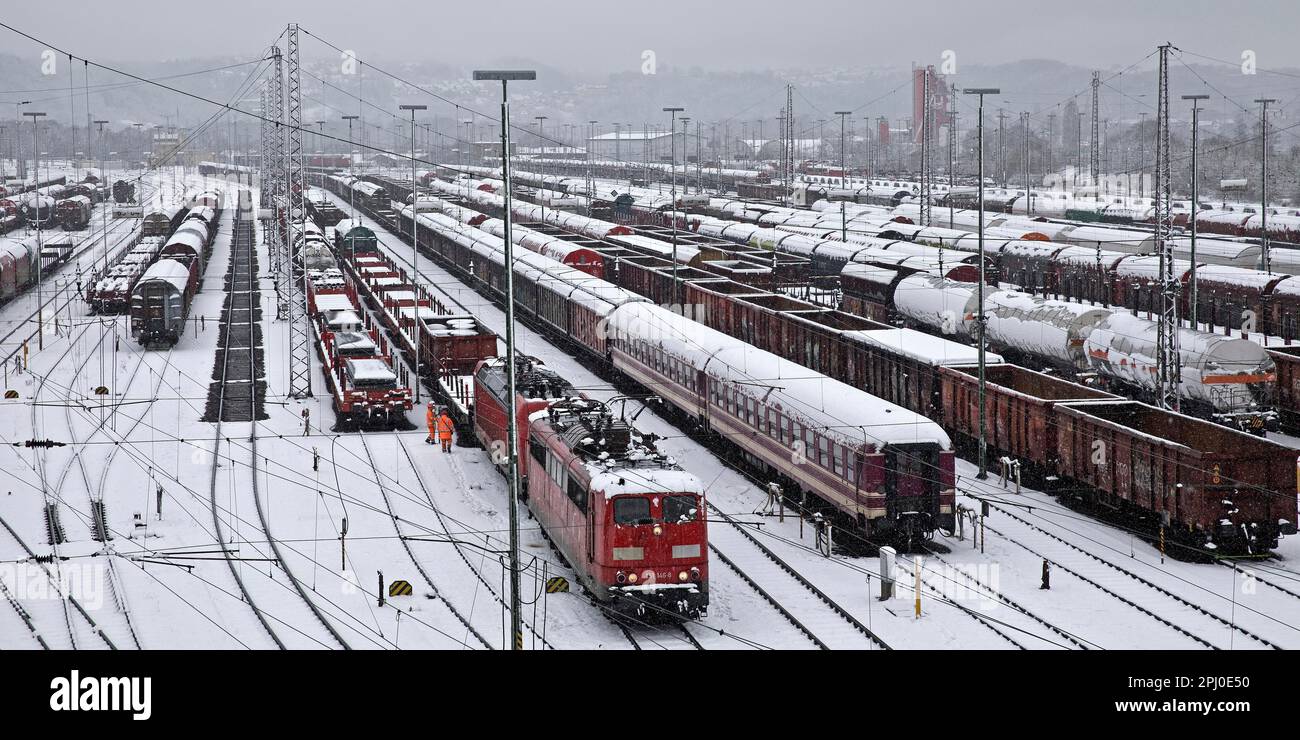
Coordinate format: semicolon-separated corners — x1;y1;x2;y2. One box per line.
613;497;653;525
663;495;700;523
612;494;701;525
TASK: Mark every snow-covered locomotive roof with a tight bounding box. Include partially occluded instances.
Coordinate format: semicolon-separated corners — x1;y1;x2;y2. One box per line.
588;469;705;498
609;302;951;449
529;398;704;499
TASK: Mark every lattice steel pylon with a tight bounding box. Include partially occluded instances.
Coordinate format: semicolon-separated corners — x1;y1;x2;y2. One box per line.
919;70;932;226
269;46;288;321
259;84;271;208
285;24;311;398
258;77;279;284
1090;71;1101;187
1153;43;1179;412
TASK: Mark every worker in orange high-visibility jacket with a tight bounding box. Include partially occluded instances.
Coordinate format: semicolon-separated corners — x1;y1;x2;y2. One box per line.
438;411;455;453
425;403;437;444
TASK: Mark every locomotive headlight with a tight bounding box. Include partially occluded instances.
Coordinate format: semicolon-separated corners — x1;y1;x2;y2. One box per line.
627;572;638;584
690;567;701;582
615;571;627;584
653;524;662;536
678;571;688;582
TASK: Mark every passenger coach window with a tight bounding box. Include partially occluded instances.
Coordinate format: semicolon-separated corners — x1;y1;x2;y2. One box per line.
613;497;653;525
663;495;699;523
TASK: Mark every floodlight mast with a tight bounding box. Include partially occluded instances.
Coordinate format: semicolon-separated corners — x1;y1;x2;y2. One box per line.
963;88;1000;480
473;68;536;651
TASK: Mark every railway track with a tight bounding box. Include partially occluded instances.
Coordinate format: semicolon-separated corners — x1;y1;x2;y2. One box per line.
0;510;115;649
0;213;138;364
52;321;165;651
22;307;144;649
706;504;889;650
0;566;50;648
242;211;352;649
921;539;1090;650
393;436;557;649
611;618;705;650
357;432;492;649
206;206;285;648
1235;560;1300;603
976;496;1285;650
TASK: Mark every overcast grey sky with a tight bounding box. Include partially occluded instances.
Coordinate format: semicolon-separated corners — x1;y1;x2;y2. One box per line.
3;0;1300;72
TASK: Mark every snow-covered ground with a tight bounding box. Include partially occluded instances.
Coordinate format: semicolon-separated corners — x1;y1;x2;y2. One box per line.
0;171;1296;650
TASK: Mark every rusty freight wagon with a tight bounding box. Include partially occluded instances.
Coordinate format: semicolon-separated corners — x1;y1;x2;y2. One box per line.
1053;400;1298;554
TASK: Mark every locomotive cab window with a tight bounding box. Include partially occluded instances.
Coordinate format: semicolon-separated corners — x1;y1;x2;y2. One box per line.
663;494;699;523
613;496;653;525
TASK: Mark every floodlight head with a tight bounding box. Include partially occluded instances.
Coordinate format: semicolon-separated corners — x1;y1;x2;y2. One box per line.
473;70;536;81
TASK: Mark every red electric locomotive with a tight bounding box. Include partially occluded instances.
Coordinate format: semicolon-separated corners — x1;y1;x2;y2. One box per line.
526;397;709;619
473;357;709;619
472;356;575;477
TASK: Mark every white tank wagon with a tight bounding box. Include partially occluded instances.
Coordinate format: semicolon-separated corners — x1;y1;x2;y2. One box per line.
891;273;981;339
981;291;1112;372
1084;312;1278;432
888;273;1279;432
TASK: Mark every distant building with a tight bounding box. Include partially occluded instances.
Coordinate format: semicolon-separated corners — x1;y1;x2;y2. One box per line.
150;128;196;167
368;153;406;167
518;145;586;159
741;138;822;160
471;140;516;162
587;130;694;162
911;64;953;144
